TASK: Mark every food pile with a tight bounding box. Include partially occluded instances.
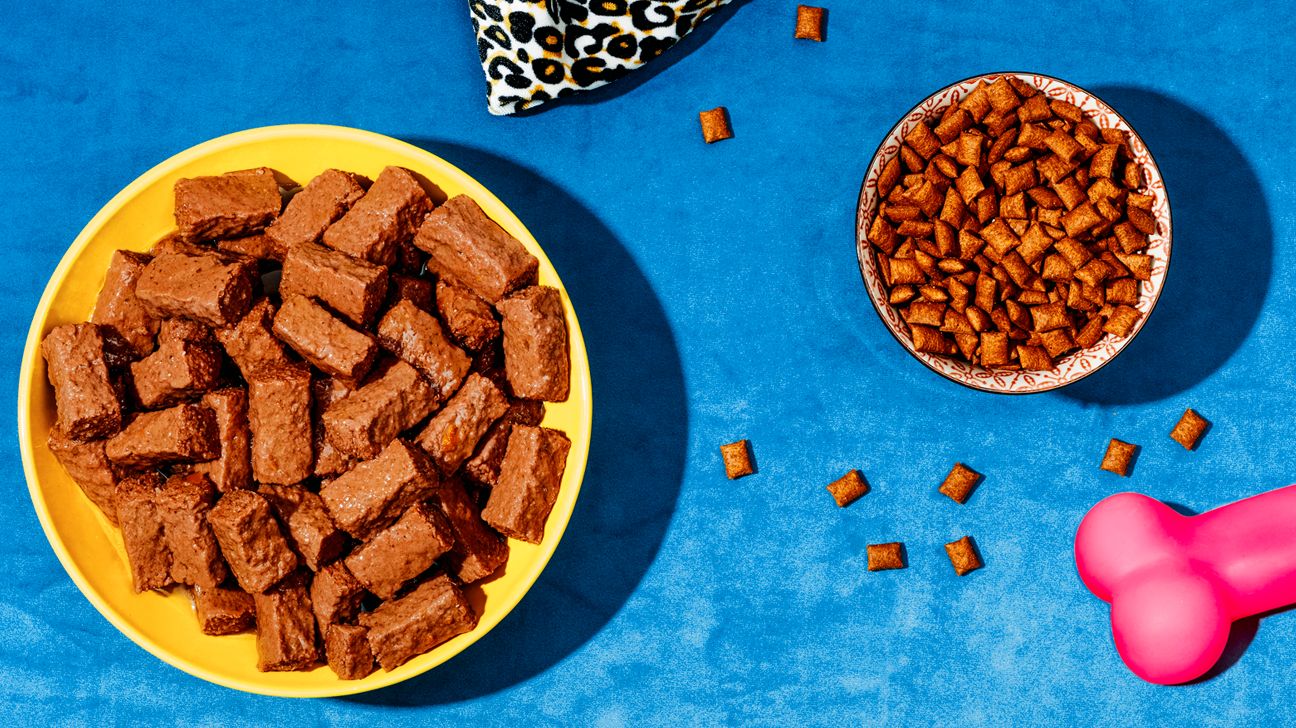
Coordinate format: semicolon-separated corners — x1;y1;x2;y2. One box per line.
865;76;1158;371
41;165;572;678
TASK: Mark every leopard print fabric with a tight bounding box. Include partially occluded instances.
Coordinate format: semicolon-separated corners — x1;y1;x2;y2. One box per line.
470;0;732;115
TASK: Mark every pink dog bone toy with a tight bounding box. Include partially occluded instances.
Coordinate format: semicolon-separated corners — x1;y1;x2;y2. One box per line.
1075;486;1296;684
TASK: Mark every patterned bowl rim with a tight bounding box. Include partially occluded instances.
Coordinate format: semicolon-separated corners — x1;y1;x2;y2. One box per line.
854;71;1173;395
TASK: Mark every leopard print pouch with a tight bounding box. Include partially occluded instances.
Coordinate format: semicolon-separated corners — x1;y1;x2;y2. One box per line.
470;0;732;115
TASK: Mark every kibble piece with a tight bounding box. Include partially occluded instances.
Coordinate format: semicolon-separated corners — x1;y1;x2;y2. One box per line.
1100;438;1138;476
826;469;869;507
938;462;981;504
867;542;906;571
1103;304;1142;338
699;107;734;144
720;439;755;479
794;5;826;41
1170;408;1209;450
944;536;983;576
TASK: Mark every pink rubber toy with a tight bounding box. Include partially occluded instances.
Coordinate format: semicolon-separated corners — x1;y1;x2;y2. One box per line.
1075;486;1296;684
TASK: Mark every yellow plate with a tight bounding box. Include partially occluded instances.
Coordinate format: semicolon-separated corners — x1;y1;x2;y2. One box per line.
17;125;593;697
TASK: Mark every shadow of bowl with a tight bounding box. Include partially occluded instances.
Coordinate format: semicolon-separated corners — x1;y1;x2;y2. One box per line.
1059;87;1273;405
344;140;688;706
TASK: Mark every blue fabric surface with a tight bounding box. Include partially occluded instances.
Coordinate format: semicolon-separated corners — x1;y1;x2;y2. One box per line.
3;1;1294;724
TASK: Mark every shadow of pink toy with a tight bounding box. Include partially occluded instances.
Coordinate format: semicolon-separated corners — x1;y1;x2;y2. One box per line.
1075;487;1296;684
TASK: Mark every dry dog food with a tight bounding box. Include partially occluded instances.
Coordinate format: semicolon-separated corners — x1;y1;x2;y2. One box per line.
867;542;906;571
1100;438;1138;476
865;76;1156;370
826;469;869;507
40;166;573;678
794;5;826;41
944;536;983;576
699;107;734;144
938;463;981;504
720;439;755;479
1170;408;1208;450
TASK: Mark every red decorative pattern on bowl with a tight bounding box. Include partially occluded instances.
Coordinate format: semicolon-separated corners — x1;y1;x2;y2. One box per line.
855;72;1172;394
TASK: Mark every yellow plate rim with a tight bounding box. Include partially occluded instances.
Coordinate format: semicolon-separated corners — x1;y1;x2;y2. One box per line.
16;124;593;698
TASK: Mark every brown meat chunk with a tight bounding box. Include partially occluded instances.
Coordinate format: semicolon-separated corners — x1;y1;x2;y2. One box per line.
247;364;313;485
273;294;378;382
135;252;256;327
266;169;367;253
191;584;257;635
174;168;282;241
214;299;292;379
414;195;538;303
129;319;222;408
434;477;508;583
41;323;122;440
359;574;479;671
279;240;389;327
115;473;173;592
156;473;228;588
91;250;158;356
387;274;434;312
462;399;545;488
312;376;356;477
481;425;572;544
319;439;440;540
322;360;439;461
414;373;509;473
217;233;280;261
322;166;430;265
260;484;348;571
496;286;570;402
105;403;218;469
47;430;120;525
344;503;454;599
325;624;376;680
310;561;367;629
435;278;500;351
190;388;252;492
376;299;470;399
208;490;299;593
253;572;320;672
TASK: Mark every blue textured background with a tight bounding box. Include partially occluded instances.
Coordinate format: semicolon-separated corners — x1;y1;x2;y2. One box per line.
3;1;1294;724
